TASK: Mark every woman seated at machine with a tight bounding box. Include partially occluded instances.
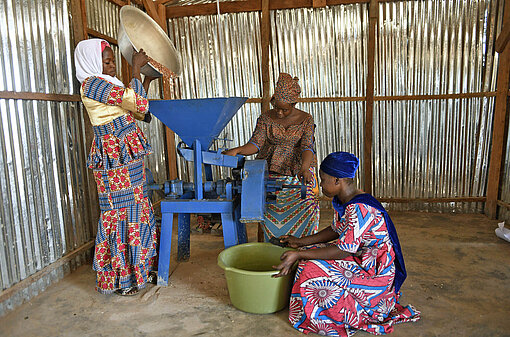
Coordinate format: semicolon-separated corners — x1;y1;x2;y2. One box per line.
273;152;421;336
224;73;319;241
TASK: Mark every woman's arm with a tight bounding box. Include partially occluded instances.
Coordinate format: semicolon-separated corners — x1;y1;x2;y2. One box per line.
223;116;266;156
297;117;316;183
272;245;351;278
280;226;339;248
298;149;314;183
223;143;259;156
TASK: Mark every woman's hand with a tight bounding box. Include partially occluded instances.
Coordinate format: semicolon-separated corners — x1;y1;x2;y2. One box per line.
272;250;300;278
279;235;304;249
223;148;241;156
132;49;149;68
298;167;313;184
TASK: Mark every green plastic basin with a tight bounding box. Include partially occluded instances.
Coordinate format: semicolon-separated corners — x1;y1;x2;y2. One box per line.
217;242;296;314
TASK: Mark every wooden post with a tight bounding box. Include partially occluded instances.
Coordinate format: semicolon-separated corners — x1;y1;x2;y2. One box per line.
260;0;271;114
70;0;87;42
312;0;327;7
486;0;510;219
363;0;378;194
70;0;100;236
143;1;179;180
495;22;510;53
257;0;271;242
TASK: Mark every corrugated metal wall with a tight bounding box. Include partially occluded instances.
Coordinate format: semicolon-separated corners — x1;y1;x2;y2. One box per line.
374;0;501;211
169;0;504;213
270;5;368;187
0;0;93;313
169;12;263;180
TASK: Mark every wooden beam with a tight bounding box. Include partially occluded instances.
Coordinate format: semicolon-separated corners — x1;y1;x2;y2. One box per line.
378;197;486;203
166;0;379;19
0;91;81;101
167;0;259;18
296;92;497;103
496;23;510;53
260;0;271;114
70;0;88;44
363;0;378;194
257;0;271;244
1;91;493;104
486;0;510;219
497;200;510;210
105;0;127;6
121;56;132;87
143;0;179;180
155;0;179;5
0;241;94;303
158;3;168;29
313;0;327;7
87;28;118;45
79;0;88;41
143;0;165;28
374;92;497;101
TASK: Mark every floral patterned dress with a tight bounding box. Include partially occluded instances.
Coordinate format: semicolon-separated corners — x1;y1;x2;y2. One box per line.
81;76;157;294
289;203;420;336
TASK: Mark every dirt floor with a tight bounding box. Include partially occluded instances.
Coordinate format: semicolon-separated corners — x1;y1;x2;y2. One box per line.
1;209;510;337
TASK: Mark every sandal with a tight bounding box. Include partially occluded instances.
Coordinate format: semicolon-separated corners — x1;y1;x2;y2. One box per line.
147;271;157;285
115;287;139;296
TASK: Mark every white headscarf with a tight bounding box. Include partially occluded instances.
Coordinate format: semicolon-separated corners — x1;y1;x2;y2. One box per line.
74;38;125;87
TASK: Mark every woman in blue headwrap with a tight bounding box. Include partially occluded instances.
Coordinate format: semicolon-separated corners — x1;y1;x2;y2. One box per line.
273;152;420;336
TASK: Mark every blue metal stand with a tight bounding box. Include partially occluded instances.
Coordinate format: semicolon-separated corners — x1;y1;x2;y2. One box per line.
157;199;247;286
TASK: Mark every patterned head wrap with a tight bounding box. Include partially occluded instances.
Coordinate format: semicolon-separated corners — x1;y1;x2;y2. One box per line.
320;152;359;179
272;72;301;104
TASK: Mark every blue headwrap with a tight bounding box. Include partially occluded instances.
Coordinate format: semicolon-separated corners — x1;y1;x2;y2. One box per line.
320;151;359;178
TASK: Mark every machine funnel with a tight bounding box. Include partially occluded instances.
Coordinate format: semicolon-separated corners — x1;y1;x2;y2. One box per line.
149;97;248;150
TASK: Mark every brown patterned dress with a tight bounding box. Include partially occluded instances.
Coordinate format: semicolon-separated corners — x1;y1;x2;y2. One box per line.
249;113;320;239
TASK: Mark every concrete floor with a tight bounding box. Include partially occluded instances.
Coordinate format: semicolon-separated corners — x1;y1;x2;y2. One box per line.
1;209;510;337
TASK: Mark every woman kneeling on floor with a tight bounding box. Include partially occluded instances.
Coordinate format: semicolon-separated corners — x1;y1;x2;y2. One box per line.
273;152;421;336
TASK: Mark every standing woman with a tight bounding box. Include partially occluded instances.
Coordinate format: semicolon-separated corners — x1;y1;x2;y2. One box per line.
224;73;320;240
75;39;157;295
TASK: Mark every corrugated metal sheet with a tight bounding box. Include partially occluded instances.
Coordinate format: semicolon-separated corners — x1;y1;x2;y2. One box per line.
374;0;502;211
166;0;238;6
169;1;502;215
86;0;119;39
85;0;168;183
271;5;368;185
169;6;368;182
168;12;263;180
0;0;92;308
